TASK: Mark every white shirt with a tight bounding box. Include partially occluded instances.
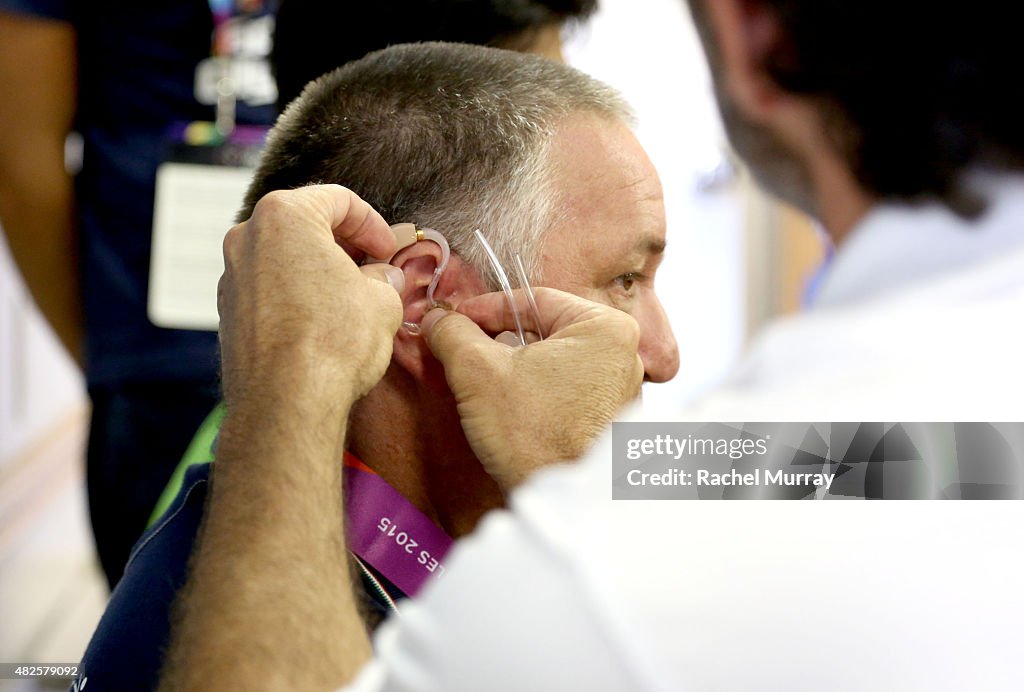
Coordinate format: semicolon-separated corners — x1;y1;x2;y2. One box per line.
347;176;1024;691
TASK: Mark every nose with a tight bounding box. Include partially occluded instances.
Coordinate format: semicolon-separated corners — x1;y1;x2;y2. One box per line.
638;294;679;383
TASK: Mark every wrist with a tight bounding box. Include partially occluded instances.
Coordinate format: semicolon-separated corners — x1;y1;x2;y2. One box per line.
224;337;362;409
221;363;356;467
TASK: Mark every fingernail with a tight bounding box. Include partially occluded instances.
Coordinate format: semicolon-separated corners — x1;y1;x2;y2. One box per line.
382;265;405;293
420;307;449;334
495;330;522;347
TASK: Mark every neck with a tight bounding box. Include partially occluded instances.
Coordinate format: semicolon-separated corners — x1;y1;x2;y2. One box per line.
347;366;504;538
779;105;875;246
807;154;874;247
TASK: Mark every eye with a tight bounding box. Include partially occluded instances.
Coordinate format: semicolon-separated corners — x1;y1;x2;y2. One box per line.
615;273;637;293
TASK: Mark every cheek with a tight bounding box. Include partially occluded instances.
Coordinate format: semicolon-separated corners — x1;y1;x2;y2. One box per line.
537;270;606;304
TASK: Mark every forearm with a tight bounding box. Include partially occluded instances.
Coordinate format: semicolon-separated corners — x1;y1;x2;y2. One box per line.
159;184;400;689
159;373;372;691
0;11;80;362
0;167;81;362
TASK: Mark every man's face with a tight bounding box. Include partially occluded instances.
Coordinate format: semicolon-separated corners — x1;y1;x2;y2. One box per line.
538;115;680;383
687;0;816;215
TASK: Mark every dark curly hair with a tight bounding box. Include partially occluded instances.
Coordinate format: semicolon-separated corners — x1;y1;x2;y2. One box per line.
694;1;1024;216
272;0;597;107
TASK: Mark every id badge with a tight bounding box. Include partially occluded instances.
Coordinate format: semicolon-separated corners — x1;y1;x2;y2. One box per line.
148;124;267;331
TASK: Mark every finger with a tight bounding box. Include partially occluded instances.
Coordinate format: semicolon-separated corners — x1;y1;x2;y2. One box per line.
359;264;405;294
456;287;603;336
492;330;540;346
268;184;395;260
357;264;405;333
495;331;522;347
324;185;395;259
422;308;509;366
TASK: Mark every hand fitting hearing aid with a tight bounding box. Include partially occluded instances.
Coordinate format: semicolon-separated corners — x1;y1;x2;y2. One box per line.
365;223;451;333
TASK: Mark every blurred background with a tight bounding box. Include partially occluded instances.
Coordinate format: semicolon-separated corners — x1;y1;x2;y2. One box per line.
0;0;824;687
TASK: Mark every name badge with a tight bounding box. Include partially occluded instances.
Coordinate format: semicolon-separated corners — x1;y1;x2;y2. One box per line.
148;125;267;331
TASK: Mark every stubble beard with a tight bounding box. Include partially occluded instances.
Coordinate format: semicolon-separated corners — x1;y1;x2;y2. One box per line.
714;77;818;217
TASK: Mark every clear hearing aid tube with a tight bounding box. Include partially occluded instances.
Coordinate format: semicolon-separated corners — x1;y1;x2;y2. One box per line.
513;254;545;341
473;229;527;347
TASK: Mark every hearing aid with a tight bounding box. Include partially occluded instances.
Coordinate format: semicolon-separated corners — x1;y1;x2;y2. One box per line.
366;223;451;331
366;223;423;263
368;225;542;346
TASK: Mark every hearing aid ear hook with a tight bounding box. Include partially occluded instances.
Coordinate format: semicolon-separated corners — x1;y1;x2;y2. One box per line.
365;223;451;333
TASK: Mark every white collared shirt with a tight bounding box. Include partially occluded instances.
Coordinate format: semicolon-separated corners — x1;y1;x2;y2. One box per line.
346;176;1024;691
681;173;1024;421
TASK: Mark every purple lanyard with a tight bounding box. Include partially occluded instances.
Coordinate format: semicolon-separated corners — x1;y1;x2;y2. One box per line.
343;453;454;597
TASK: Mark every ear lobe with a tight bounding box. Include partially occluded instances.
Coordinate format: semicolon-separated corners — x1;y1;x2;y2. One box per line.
388;241;490;387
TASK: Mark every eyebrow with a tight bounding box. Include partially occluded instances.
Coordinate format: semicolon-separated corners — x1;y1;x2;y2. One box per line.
636;236;666;256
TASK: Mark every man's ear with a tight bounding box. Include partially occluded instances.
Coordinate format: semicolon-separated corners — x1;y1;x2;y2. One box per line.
703;0;788;121
389;239;490;385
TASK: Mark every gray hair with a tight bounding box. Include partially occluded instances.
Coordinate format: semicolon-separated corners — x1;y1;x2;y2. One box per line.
240;41;631;284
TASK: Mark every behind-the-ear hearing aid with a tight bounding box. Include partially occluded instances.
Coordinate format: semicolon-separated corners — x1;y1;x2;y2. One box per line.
366;223;451;306
367;224;542;346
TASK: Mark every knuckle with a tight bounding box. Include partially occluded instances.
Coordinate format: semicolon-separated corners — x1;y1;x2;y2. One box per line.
532;286;558;304
216;276;226;314
252;189;291;218
610;313;641;350
222;224;243;256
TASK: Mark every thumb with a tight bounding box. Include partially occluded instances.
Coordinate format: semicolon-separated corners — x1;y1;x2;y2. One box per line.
422;308;505;367
359;263;405;294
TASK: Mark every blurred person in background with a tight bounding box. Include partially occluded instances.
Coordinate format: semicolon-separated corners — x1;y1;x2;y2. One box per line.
0;0;596;590
273;0;594;107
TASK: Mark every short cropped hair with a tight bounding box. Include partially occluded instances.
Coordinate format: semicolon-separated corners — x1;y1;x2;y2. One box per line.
241;42;630;283
273;0;598;107
690;0;1024;216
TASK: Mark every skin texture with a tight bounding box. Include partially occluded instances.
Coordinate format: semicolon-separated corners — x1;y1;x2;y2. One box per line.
538;114;678;384
348;113;679;540
160;185;402;691
410;114;679;491
692;0;873;243
0;11;80;362
422;289;644;490
159;181;646;690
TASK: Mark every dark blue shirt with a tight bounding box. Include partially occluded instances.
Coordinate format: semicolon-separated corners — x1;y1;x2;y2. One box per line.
76;461;403;690
0;0;276;386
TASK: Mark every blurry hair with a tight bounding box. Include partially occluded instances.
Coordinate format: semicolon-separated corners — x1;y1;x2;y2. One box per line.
273;0;598;107
689;0;1024;215
241;42;630;283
